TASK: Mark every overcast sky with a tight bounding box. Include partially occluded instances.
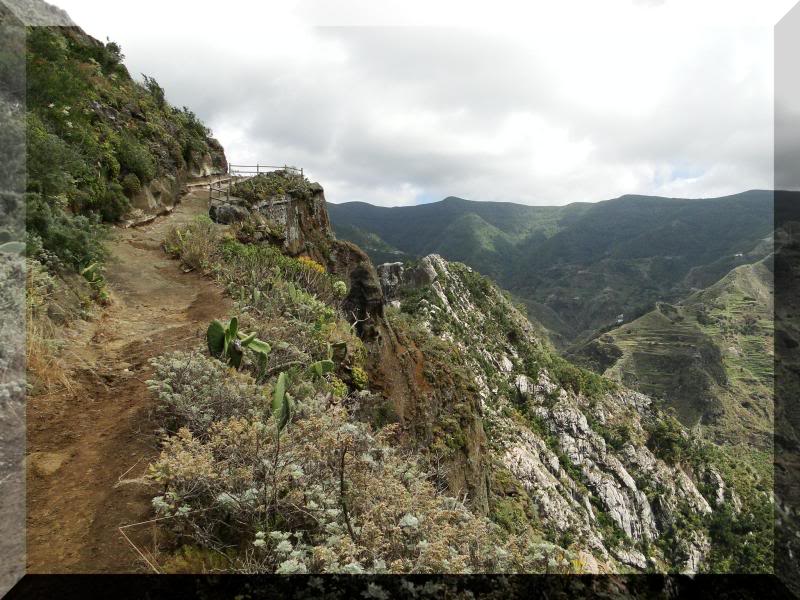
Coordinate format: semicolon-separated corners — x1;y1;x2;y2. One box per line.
54;0;796;206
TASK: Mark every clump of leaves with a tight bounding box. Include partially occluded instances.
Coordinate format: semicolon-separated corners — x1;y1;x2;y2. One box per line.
351;366;368;390
207;316;271;380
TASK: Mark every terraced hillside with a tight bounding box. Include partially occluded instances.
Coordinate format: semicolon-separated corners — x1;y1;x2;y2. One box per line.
569;259;773;447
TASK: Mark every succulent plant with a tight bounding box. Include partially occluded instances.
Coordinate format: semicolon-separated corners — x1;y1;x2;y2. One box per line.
271;371;294;434
207;316;271;374
308;359;335;379
308;342;336;379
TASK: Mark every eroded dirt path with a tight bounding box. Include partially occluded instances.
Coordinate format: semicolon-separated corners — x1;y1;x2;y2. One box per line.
26;188;231;573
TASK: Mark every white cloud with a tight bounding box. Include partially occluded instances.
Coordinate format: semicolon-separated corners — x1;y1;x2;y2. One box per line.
53;0;795;205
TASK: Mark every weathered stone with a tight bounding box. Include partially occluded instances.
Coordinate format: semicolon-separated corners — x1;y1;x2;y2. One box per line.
209;200;249;224
377;262;404;301
329;241;385;339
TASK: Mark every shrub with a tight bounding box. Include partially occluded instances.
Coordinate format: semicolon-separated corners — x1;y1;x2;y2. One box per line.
329;376;348;399
147;397;576;574
121;173;142;197
98;181;129;221
332;280;347;298
164;216;219;271
645;413;692;466
142;74;165;108
147;351;265;436
26;194;107;271
115;133;156;183
351;366;368;390
297;256;325;274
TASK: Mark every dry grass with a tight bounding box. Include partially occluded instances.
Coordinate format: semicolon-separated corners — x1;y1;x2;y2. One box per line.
25;260;77;397
163;216;221;273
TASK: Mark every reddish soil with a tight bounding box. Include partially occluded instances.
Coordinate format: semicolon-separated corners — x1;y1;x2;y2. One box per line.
26;189;231;573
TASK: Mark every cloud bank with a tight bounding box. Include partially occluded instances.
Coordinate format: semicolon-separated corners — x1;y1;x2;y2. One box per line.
55;0;792;205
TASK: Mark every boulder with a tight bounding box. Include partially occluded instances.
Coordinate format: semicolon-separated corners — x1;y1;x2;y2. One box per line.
209;200;249;224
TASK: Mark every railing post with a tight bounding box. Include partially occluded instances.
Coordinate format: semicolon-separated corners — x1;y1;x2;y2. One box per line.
257;163;260;175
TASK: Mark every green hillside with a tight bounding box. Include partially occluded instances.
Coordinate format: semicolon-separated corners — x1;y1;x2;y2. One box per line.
569;259;773;447
23;25;226;273
329;192;774;346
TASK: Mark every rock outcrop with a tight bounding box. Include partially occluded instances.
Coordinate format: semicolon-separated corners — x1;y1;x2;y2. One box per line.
212;172;386;339
383;253;722;573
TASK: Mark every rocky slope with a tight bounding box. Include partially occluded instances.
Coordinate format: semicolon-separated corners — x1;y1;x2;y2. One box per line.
373;256;763;573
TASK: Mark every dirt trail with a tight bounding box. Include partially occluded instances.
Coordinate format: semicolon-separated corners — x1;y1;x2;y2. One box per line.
26;188;231;573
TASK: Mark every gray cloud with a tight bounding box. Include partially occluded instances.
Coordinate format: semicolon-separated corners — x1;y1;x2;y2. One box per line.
56;1;781;206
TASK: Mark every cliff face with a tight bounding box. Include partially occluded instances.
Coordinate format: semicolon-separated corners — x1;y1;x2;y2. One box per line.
215;172;386;338
373;256;755;573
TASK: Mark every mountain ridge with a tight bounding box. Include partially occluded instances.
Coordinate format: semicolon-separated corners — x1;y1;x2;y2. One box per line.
329;190;774;346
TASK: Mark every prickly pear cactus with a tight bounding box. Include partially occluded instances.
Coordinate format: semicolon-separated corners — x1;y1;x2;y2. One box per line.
207;320;226;357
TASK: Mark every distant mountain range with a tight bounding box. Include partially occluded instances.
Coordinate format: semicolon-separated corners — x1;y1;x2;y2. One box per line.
328;191;774;347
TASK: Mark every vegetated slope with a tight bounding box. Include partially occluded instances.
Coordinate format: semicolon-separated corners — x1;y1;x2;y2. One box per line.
569;259;773;448
24;23;226;274
328;192;774;346
381;256;771;573
141;173;771;574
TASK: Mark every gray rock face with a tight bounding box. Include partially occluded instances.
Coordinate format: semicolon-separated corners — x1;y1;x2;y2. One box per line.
406;255;441;287
209;199;249;224
377;262;404;301
393;253;718;573
131;174;180;213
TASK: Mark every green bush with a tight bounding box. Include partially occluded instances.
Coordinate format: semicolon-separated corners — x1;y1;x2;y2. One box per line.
98;181;129;221
115;134;156;183
26;194;106;271
645;413;692;466
351;366;368;390
121;173;142;197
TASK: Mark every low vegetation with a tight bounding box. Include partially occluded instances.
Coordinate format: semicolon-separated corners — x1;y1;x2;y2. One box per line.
231;170;313;205
147;217;585;573
25;26;223;274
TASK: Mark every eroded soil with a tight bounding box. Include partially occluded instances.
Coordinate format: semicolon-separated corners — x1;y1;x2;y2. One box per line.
26;189;231;573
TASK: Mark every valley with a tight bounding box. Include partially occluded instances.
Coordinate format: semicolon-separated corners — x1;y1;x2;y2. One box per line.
329;192;774;347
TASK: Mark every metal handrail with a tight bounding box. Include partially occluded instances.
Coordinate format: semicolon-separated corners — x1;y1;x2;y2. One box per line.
208;164;305;205
227;164;303;177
